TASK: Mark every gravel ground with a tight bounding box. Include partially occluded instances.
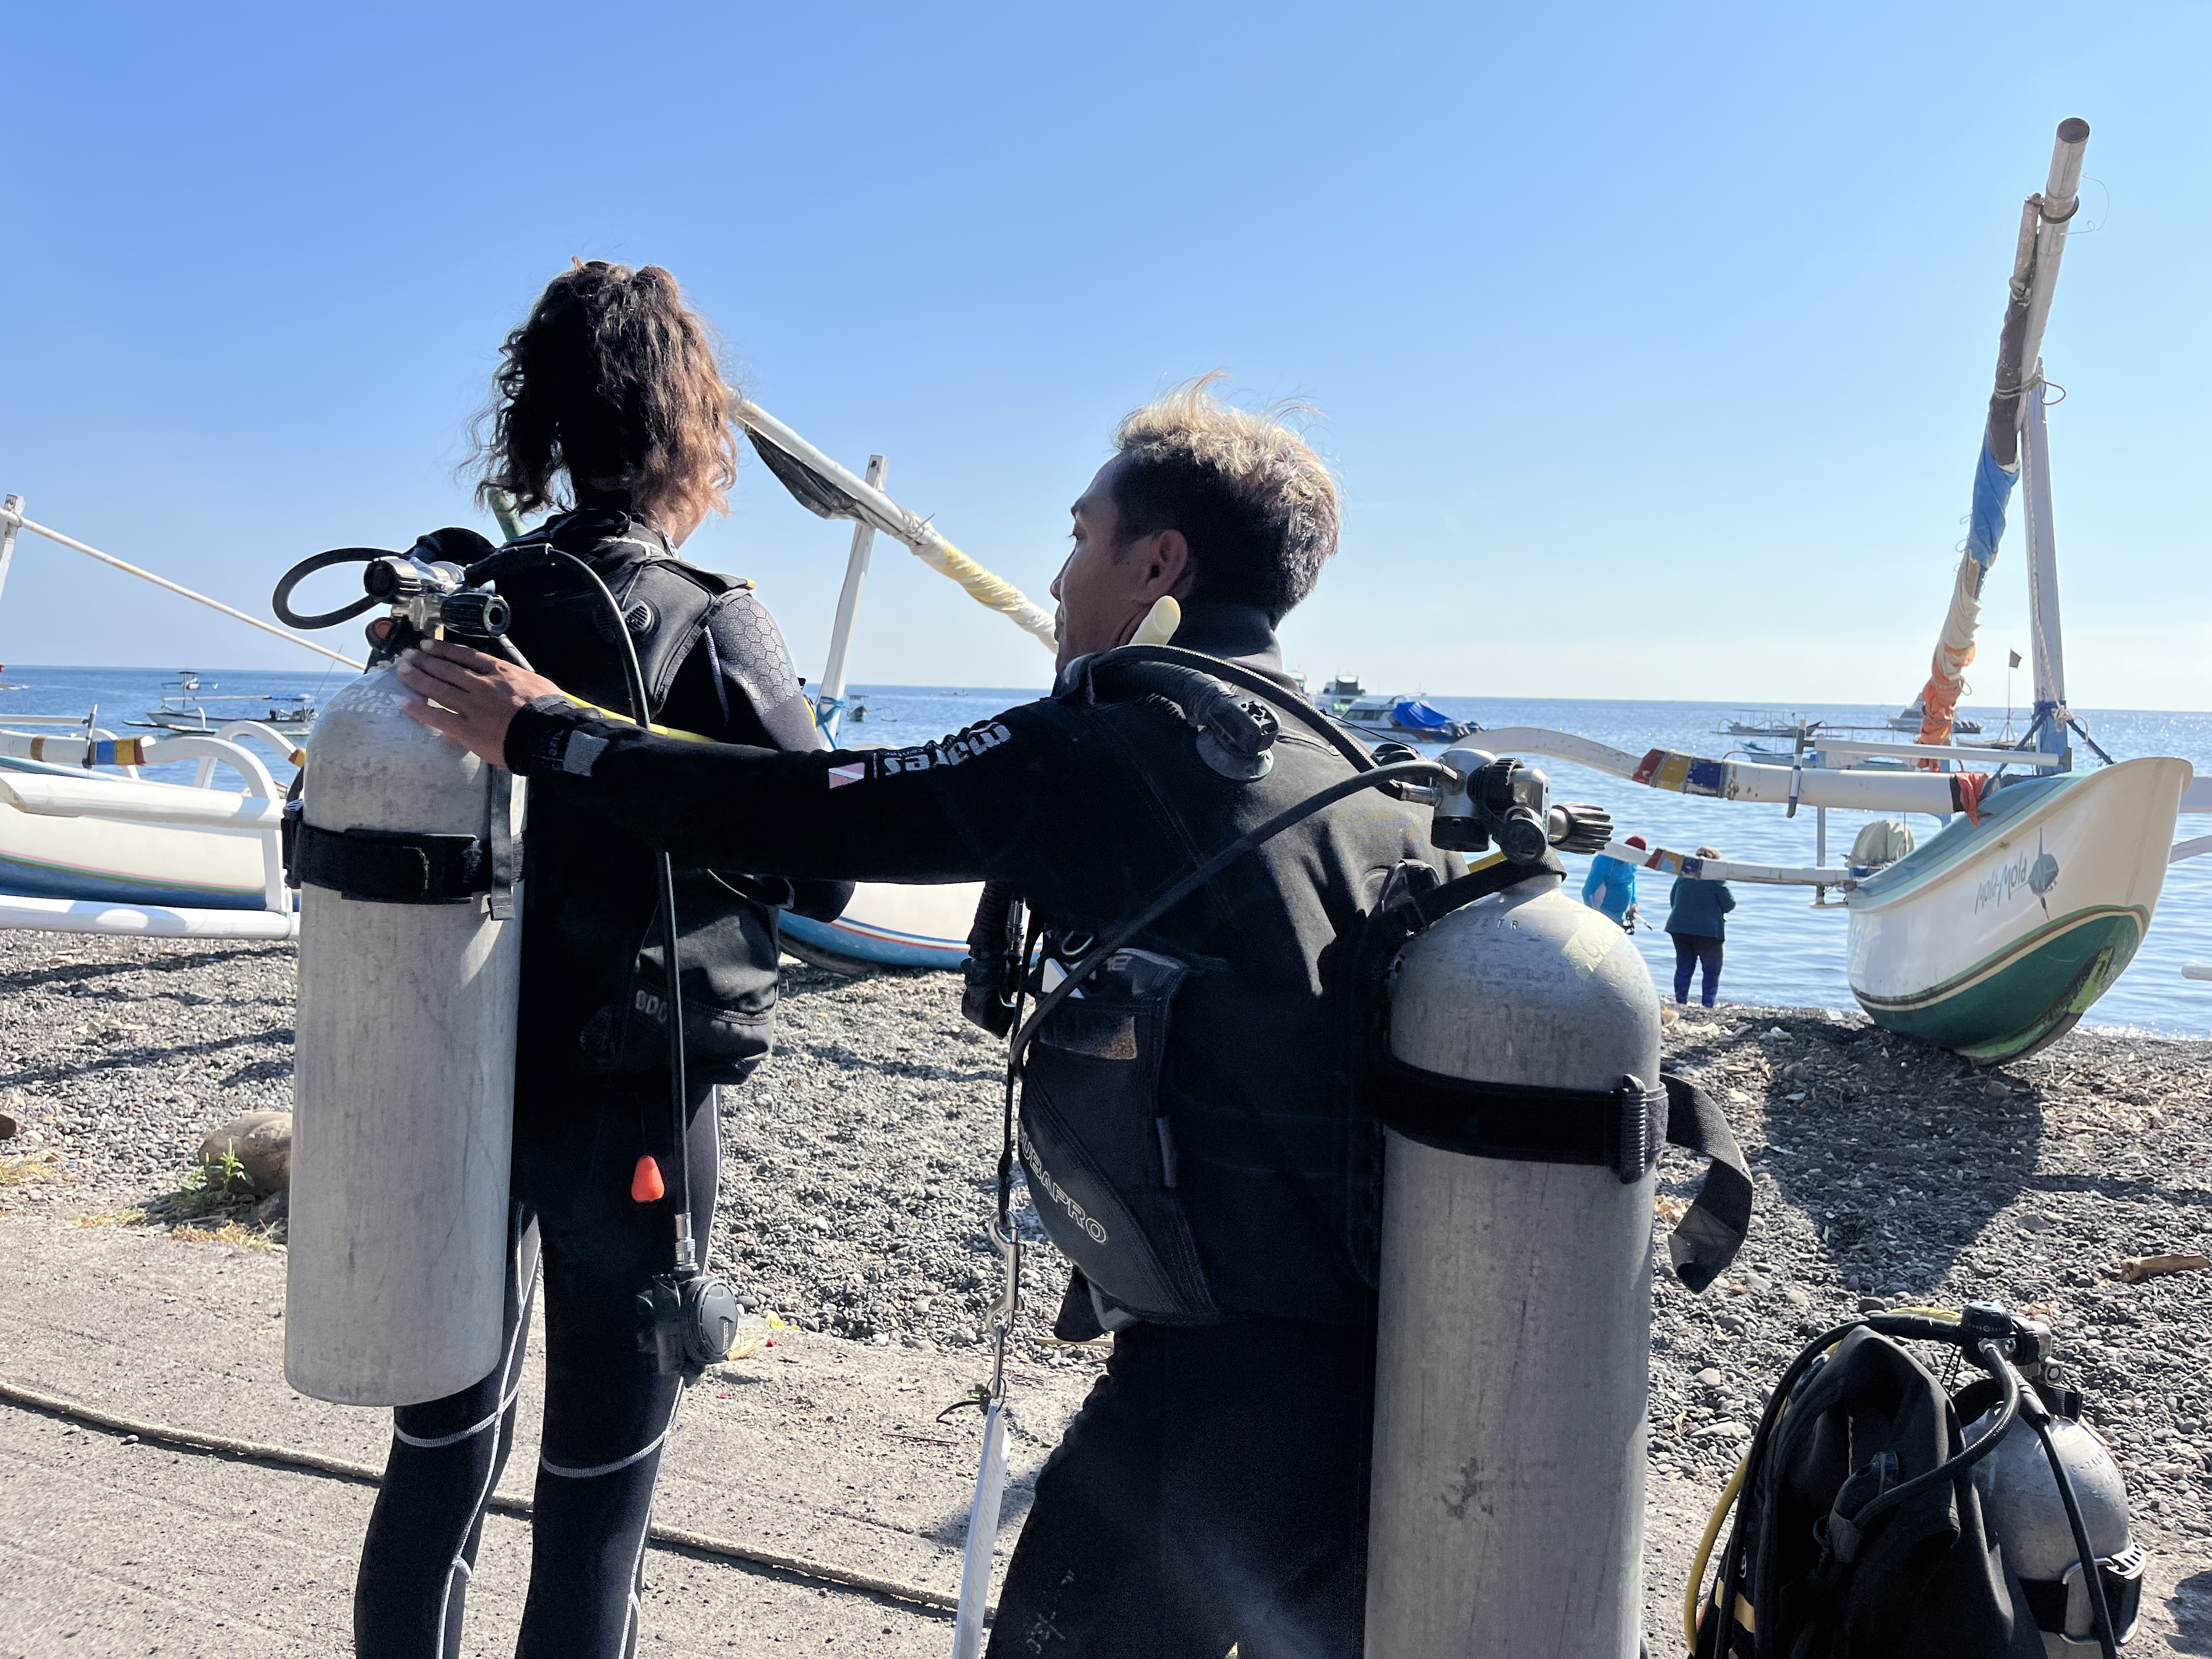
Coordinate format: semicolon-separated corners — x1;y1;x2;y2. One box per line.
1649;1003;2212;1551
0;935;294;1201
4;930;2207;1568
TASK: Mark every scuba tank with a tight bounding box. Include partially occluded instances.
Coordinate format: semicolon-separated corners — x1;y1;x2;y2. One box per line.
272;531;741;1405
1970;1406;2145;1657
1362;747;1750;1657
275;541;526;1405
1364;860;1661;1657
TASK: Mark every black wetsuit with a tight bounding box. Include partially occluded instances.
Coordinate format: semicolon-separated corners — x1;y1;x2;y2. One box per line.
353;511;847;1659
498;601;1444;1658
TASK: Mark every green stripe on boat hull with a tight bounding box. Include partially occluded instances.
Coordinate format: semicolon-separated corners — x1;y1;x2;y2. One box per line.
1855;910;2143;1063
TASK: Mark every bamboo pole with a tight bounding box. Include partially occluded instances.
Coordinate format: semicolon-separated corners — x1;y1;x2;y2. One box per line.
0;501;363;670
735;401;1057;653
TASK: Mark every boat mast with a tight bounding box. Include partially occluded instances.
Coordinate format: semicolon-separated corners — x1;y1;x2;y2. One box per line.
2019;382;2067;732
814;455;885;741
1914;118;2089;756
0;495;21;621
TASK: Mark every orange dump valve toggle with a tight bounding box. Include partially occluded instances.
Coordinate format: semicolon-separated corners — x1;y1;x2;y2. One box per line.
630;1154;666;1204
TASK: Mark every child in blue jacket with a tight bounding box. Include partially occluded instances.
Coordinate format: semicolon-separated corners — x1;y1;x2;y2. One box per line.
1581;834;1648;928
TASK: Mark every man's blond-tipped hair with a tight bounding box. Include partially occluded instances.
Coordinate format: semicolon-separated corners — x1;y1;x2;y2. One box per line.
1109;375;1339;623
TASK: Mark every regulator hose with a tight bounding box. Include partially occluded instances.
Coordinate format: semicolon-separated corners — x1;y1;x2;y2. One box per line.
462;541;700;1267
271;549;386;630
2028;1408;2124;1659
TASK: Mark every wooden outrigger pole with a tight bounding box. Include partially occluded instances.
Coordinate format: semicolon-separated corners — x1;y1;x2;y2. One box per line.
732;400;1057;739
1913;119;2090;755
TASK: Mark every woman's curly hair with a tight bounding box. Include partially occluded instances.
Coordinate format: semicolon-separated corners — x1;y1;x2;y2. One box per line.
477;261;737;529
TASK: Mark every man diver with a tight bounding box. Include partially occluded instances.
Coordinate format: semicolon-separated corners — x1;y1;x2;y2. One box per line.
398;377;1446;1657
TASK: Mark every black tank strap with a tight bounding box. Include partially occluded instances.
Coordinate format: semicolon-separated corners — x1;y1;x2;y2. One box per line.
293;822;492;905
1372;1058;1669;1182
1369;1059;1750;1290
1654;1073;1753;1293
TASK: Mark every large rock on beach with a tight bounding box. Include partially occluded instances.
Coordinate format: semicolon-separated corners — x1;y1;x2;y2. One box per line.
197;1110;292;1192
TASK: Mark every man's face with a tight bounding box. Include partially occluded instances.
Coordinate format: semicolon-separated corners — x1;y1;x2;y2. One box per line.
1050;456;1189;670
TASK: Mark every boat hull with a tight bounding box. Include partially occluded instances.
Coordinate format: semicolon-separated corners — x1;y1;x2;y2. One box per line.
778;879;980;973
1845;757;2190;1061
0;759;269;910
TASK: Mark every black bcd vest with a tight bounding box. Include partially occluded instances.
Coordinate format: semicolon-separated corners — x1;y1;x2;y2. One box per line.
497;510;783;1087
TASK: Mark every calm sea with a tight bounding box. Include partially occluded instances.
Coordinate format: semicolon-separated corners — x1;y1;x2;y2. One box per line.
7;665;2209;1038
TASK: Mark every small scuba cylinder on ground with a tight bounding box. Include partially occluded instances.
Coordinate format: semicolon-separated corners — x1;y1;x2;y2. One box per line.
1366;770;1662;1656
1971;1403;2145;1656
284;662;526;1406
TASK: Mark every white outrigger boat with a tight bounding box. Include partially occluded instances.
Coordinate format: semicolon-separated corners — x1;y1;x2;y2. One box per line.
0;490;350;940
136;671;318;738
2;123;2204;1040
1470;120;2209;1060
0;430;1044;968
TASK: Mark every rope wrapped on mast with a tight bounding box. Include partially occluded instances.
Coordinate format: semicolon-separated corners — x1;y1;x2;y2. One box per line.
1914;118;2089;753
734;400;1059;654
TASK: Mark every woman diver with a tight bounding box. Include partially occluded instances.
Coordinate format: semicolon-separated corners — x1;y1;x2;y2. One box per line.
352;261;849;1657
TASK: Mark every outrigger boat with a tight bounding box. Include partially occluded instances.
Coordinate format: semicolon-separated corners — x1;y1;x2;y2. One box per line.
0;490;348;939
1471;120;2209;1060
135;671;318;738
0;437;1048;966
2;125;2204;1035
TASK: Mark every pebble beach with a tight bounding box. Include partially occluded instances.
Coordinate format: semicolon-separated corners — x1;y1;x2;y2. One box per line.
2;930;2207;1571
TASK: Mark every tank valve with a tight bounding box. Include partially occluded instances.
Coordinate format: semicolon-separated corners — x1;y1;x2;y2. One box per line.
1428;748;1612;861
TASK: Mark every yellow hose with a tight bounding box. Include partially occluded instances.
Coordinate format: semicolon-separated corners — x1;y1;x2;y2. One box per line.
1685;1455;1747;1652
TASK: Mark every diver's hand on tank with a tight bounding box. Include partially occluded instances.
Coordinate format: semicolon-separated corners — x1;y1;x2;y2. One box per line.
397;641;556;764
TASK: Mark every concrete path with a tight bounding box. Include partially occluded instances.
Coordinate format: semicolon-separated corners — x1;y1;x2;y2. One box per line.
0;1214;1097;1657
1;1214;2202;1656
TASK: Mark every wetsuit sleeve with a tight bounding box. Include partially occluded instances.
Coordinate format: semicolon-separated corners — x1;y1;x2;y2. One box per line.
692;589;851;919
701;590;823;754
507;696;1066;890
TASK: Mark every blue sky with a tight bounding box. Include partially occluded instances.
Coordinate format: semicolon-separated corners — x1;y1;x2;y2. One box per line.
2;2;2207;709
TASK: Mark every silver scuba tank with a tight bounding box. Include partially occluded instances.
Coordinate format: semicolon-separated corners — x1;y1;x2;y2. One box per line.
1969;1406;2146;1655
1366;874;1660;1657
285;664;525;1406
1365;748;1661;1659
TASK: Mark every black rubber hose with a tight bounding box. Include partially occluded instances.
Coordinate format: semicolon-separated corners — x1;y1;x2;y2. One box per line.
1007;758;1453;1064
461;542;693;1235
2029;1413;2123;1659
1843;1339;2020;1541
272;548;386;629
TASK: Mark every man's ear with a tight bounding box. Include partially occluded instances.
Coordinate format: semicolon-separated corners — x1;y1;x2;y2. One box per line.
1138;529;1194;600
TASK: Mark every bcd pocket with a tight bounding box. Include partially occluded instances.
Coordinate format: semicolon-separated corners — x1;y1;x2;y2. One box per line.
581;872;782;1084
1018;948;1217;1324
